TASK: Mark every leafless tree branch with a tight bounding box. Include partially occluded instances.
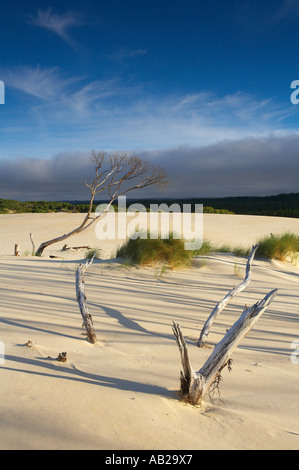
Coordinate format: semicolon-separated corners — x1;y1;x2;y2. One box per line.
35;151;167;256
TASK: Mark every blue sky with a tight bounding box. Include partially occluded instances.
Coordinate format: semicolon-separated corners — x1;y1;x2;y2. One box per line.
0;0;299;200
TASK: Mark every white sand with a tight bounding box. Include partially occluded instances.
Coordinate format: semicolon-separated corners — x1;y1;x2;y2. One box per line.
0;213;298;450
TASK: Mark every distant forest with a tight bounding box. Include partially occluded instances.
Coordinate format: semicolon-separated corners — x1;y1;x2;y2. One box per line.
0;192;299;218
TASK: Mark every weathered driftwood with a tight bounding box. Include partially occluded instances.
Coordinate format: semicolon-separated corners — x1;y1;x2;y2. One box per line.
14;244;20;256
62;244;91;251
30;233;35;256
197;244;258;348
76;255;97;344
173;289;277;406
56;352;67;362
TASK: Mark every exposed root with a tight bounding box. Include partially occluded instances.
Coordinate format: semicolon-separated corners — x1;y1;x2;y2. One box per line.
208;358;233;402
56;352;67;362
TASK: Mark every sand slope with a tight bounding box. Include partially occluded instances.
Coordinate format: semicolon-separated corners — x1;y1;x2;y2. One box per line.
0;213;298;450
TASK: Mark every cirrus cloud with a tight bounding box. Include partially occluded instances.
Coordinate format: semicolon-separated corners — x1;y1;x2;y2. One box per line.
28;8;85;47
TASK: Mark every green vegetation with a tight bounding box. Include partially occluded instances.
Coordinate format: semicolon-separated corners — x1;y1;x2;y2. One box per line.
192;240;214;256
134;193;299;218
256;232;299;261
202;206;234;214
0;199;91;214
196;234;299;261
116;232;194;269
116;234;253;270
116;231;299;269
231;246;251;257
85;247;102;259
193;241;250;257
0;198;230;215
1;192;299;217
198;233;299;262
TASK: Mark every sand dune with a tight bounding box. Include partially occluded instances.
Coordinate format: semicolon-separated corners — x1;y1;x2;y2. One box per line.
0;213;298;450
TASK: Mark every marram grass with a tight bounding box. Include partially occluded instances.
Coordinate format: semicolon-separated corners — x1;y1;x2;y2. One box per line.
256;232;299;261
85;247;102;259
116;232;194;269
116;231;299;268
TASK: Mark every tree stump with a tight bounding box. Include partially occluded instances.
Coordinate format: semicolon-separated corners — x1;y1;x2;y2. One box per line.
173;289;277;406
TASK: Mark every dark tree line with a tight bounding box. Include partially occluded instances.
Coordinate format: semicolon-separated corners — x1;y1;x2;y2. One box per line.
1;192;299;218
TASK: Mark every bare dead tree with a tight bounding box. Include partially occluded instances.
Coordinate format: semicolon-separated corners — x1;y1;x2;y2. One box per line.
76;255;97;344
35;151;167;256
30;233;35;256
173;289;277;406
197;244;258;348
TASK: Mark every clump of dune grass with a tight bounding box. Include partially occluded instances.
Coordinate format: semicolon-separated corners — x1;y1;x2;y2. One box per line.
85;247;102;259
192;240;213;256
116;231;299;270
214;243;232;253
193;241;251;258
194;234;299;262
116;232;193;269
256;232;299;261
193;240;228;257
231;246;251;257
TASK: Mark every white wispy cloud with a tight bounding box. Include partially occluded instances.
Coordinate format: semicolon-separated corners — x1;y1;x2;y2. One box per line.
108;47;147;61
28;8;84;46
1;65;298;198
2;65;79;101
1;65;297;157
235;0;299;34
270;0;299;24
